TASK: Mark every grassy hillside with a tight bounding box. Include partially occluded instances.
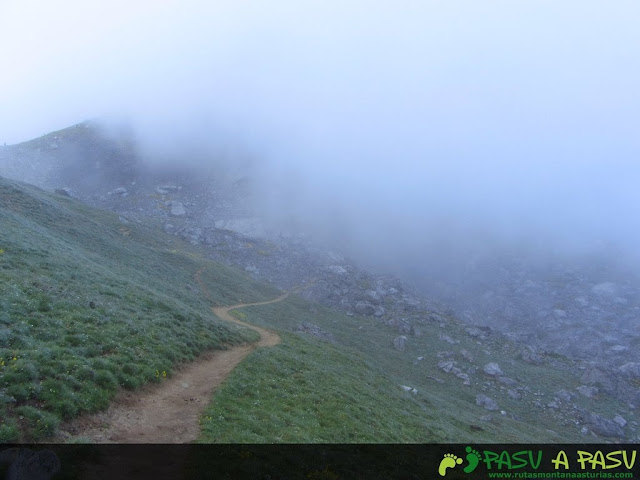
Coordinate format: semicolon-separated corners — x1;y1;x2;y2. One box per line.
1;175;632;444
198;296;628;443
0;176;279;441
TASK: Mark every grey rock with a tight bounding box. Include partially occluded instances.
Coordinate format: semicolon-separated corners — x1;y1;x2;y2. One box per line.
521;347;543;365
547;401;560;409
155;185;181;195
619;362;640;379
607;345;628;354
476;394;499;411
178;226;202;244
437;351;455;359
614;415;627;428
497;376;518;387
437;360;455;373
387;318;412;335
325;265;348;275
575;296;589;307
456;372;471;385
459;349;474;362
587;412;625;438
54;187;75;197
392;335;407;351
373;306;386;318
438;333;457;345
107;187;127;196
555;389;574;402
483;362;504;377
170;201;187;216
508;389;522;400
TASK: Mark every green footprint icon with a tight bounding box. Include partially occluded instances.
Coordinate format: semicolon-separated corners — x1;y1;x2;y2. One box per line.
463;446;481;474
438;453;463;476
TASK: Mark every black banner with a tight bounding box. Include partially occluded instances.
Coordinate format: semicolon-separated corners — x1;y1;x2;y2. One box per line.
0;444;638;480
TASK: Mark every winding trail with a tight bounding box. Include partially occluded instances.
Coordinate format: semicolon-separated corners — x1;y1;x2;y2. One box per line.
63;270;309;443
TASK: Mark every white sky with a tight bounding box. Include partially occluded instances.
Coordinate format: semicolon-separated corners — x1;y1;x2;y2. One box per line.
2;0;640;263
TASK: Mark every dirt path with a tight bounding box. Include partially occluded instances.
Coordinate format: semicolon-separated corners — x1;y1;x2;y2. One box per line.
62;271;305;443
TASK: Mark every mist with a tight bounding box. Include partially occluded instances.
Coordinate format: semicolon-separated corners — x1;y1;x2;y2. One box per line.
2;0;640;274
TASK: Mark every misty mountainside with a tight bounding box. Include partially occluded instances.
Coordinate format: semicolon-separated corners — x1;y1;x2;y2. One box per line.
3;123;640;372
0;175;632;444
1;123;639;442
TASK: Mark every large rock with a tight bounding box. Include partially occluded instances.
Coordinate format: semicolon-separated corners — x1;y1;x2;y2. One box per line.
587;412;625;438
618;362;640;379
107;186;127;196
576;386;598;398
386;318;412;335
483;362;504;377
54;187;76;198
393;335;408;351
155;185;181;195
170;201;187;216
476;394;499;411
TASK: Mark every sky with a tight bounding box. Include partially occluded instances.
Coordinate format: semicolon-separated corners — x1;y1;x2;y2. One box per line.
1;0;640;269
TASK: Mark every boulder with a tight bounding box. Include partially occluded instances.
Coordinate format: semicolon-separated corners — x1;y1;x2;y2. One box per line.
576;386;599;398
155;185;181;195
387;318;412;335
401;385;418;394
437;360;455;373
555;389;574;402
54;187;75;198
587;412;625;438
483;362;504;377
170;201;187;216
107;187;127;196
618;362;640;379
393;335;407;351
476;394;499;411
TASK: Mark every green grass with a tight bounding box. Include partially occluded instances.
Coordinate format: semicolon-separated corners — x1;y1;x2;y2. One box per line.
0;176;274;441
199;295;637;443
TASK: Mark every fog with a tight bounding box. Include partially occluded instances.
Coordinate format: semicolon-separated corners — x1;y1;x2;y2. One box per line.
2;0;640;274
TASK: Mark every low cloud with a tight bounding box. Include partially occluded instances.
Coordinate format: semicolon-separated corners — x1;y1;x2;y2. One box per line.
2;0;640;271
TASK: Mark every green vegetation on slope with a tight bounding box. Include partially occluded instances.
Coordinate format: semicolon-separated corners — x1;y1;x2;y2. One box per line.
199;295;618;442
0;177;278;441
